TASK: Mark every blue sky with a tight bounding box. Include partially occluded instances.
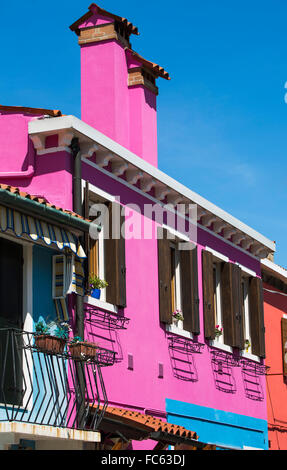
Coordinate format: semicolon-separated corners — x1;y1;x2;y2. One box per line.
1;0;287;265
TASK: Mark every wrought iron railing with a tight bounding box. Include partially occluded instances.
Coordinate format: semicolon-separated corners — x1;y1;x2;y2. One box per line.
0;328;113;431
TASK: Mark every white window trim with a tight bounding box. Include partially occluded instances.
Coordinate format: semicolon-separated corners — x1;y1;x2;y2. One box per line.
84;296;118;314
166;323;194;340
209;340;233;354
205;246;229;263
82;180;117;308
213;262;224;346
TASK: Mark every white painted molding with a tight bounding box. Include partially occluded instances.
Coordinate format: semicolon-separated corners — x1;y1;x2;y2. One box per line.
213;220;228;234
81;143;99;159
232;233;246;245
84;296;118;314
28;115;275;255
201;214;217;228
58;131;74;147
30;134;45;151
206;246;229;263
126;168;143;185
141;177;156;193
81;157;260;261
166;323;194;340
261;258;287;280
155;184;170;201
167;192;184;206
96;151;113;168
37;146;71;155
235;262;257;277
111;160;128;177
223;227;237;240
241;238;253;251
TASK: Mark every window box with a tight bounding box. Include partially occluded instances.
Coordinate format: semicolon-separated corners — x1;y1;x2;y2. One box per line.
35;335;66;355
69;342;98;360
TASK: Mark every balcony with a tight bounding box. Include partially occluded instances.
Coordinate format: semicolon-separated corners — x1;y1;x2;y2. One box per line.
0;328;113;434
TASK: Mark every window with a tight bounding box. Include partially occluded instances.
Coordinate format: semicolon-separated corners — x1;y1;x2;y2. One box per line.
212;261;223;344
170;242;182;327
241;275;252;353
84;182;127;308
202;248;266;358
158;227;199;335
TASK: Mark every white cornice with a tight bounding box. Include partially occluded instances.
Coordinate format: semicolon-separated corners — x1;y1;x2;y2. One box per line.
28;115;276;255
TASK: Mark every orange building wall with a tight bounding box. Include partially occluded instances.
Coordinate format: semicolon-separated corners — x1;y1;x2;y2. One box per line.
264;282;287;450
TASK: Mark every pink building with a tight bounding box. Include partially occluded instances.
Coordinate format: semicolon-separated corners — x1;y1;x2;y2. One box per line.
0;3;275;450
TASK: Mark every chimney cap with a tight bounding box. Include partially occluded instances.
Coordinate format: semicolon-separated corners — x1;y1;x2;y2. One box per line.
70;3;139;37
126;48;170;81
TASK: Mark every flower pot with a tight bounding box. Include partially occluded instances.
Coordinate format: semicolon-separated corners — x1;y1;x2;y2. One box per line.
69;342;98;360
91;289;101;299
35;335;66;355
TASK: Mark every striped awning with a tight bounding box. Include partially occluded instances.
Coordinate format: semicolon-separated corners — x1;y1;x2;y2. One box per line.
0;205;86;258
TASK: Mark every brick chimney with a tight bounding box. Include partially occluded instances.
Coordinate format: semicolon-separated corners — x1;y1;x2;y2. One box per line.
70;3;170;168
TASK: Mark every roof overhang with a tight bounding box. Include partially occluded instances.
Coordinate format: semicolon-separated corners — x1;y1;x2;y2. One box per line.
261;258;287;288
28;115;276;259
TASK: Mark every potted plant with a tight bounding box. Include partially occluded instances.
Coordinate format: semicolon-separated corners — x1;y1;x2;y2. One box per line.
69;336;98;360
214;325;223;339
34;321;71;355
172;310;184;326
89;274;108;300
245;339;251;353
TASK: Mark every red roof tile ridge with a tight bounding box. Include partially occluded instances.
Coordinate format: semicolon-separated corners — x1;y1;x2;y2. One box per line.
97;405;198;439
0;184;89;222
70;3;139;36
0;105;62;117
126;48;170;80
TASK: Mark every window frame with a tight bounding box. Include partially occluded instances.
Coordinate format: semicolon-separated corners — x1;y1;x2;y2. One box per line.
82;180;120;310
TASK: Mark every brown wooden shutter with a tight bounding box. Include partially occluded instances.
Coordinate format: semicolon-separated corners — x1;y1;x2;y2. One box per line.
281;318;287;378
84;182;99;281
157;227;172;324
105;202;127;308
221;263;244;349
180;245;200;335
249;277;265;358
202;249;215;339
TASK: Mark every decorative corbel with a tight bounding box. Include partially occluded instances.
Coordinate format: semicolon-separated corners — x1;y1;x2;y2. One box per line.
30;134;46;152
96;150;114;168
81;143;100;159
141;177;156;193
58;131;75;147
112;160;129;177
223;227;237;240
154;184;171;201
167;192;184;206
126;168;144;185
201;214;217;228
241;237;254;251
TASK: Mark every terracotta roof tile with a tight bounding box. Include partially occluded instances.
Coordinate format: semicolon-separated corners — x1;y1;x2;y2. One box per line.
0;184;89;222
0;106;62;117
97;406;198;441
70;3;139;36
126;48;170;80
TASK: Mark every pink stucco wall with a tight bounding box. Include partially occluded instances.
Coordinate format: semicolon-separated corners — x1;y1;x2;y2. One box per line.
0;112;73;209
78;13;158;167
81;163;267;443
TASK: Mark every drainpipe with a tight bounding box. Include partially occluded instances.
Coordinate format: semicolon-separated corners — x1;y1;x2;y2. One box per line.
70;137;86;428
70;137;84;341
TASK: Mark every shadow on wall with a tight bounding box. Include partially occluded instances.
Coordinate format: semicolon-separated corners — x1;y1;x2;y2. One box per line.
167;335;204;382
84;305;129;362
210;350;238;394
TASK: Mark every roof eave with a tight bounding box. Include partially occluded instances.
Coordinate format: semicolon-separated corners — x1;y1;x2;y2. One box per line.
28;115;276;258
